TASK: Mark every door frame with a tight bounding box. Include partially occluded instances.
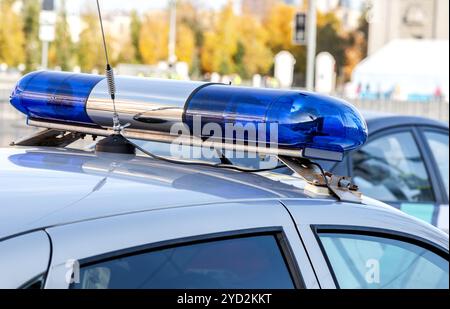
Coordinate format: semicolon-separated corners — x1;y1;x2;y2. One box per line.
44;200;319;289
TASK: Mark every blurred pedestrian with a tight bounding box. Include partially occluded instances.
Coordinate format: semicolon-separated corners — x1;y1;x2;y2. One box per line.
356;82;362;98
434;86;443;102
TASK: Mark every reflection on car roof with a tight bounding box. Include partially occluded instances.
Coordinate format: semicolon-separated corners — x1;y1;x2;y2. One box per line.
0;147;313;239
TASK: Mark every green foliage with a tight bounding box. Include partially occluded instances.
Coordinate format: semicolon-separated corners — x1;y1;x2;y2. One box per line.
177;1;204;75
50;0;73;71
77;10;108;73
316;12;348;80
356;8;369;58
130;10;142;63
233;41;246;78
21;0;40;72
201;3;273;77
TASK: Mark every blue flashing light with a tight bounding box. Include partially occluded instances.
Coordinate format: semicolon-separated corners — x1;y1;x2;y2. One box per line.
184;85;368;154
10;71;103;124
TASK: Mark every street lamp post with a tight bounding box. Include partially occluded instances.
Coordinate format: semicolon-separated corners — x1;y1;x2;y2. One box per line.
306;0;317;91
41;41;49;70
168;0;177;67
39;0;56;70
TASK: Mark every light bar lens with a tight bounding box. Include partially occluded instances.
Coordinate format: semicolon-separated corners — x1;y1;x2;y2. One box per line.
184;85;368;153
10;71;103;124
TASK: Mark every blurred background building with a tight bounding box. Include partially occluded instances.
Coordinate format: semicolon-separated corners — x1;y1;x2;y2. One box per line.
349;0;449;102
368;0;449;54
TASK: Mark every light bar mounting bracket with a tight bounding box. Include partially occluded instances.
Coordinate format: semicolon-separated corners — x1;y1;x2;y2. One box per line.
278;155;362;203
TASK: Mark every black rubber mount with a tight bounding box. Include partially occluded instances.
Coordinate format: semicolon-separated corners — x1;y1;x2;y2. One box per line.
95;134;136;155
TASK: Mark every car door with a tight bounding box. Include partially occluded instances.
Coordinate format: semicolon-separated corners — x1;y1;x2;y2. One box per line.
0;231;51;288
311;226;449;289
44;200;318;289
281;199;449;289
347;126;446;230
416;126;449;232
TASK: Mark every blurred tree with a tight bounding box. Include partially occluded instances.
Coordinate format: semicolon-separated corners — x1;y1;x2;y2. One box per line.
77;10;109;72
342;10;369;81
116;37;135;65
0;0;25;67
237;15;273;78
139;13;168;64
130;10;142;63
356;8;369;58
264;3;305;83
316;12;347;80
343;32;365;81
21;0;40;72
201;31;219;73
201;3;238;74
49;0;73;71
265;3;296;53
176;23;195;67
177;1;204;76
138;5;196;69
233;41;246;77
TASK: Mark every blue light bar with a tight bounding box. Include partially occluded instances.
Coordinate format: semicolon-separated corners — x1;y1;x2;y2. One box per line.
10;71;103;124
10;71;368;161
184;85;368;154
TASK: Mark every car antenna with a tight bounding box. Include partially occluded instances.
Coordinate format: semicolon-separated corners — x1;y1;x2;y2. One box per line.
94;0;135;155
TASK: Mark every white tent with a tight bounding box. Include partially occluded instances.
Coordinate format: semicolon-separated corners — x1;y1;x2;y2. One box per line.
351;39;449;101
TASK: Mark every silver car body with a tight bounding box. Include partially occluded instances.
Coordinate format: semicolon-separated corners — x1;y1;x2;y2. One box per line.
0;147;448;289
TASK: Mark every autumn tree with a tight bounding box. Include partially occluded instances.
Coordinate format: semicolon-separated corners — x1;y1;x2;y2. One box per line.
49;0;73;71
129;10;142;63
21;0;40;72
316;12;347;81
342;11;369;81
264;3;306;81
139;12;168;65
356;7;369;58
201;3;238;74
176;23;195;67
264;3;297;53
177;1;205;75
139;4;197;69
201;31;220;73
77;10;110;73
236;15;273;78
0;0;25;67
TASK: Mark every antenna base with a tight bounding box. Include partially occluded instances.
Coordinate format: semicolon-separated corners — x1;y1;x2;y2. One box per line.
95;134;136;155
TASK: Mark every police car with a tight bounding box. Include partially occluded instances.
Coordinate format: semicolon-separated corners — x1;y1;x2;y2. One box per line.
0;71;448;289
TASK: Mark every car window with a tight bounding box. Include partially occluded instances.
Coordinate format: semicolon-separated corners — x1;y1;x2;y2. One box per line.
318;232;449;289
352;131;434;203
71;234;295;289
424;131;449;199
